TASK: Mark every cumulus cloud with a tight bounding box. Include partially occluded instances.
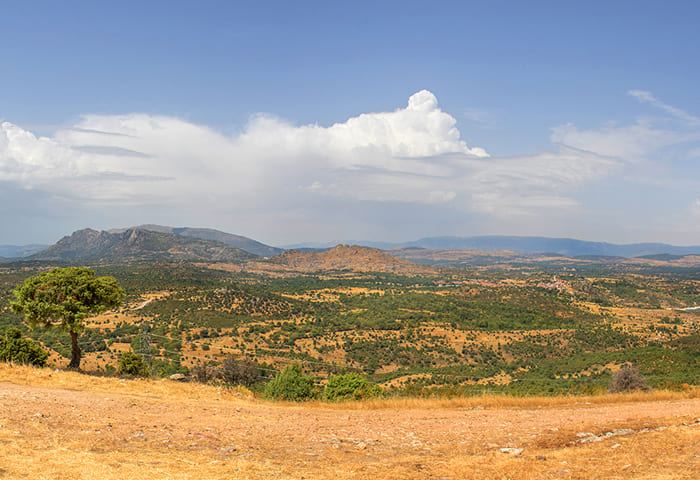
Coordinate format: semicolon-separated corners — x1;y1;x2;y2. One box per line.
1;91;488;205
1;89;698;244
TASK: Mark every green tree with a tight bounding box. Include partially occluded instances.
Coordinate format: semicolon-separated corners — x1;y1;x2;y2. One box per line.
264;363;316;401
323;373;383;401
118;350;149;377
0;328;49;367
11;267;125;369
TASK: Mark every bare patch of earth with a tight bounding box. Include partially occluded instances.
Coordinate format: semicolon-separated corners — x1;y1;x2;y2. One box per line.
0;379;698;479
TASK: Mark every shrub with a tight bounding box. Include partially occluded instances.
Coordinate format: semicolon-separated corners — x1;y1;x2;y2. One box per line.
221;356;262;386
118;351;149;377
609;364;648;392
191;362;217;383
323;373;383;401
264;363;316;401
0;328;49;367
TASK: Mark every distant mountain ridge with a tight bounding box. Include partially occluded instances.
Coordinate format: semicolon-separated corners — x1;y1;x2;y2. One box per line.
112;225;283;257
6;226;700;262
0;244;47;258
402;236;700;257
30;228;257;263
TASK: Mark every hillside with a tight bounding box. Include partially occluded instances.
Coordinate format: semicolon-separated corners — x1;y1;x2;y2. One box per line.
1;365;698;480
118;224;284;257
2;255;699;394
30;228;257;263
266;244;436;274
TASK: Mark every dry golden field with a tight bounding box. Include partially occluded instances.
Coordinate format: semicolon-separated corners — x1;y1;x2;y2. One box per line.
1;364;698;480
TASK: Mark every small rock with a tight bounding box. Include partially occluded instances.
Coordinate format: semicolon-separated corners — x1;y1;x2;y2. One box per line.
500;447;523;455
611;443;621;449
536;455;547;461
169;373;186;381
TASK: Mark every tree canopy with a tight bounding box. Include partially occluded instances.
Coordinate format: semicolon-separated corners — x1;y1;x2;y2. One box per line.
11;267;125;369
0;327;49;367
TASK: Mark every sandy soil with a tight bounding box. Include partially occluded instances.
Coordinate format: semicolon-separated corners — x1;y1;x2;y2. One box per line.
0;372;698;479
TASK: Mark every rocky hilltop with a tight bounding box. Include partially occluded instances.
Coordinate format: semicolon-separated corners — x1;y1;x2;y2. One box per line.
114;224;283;257
267;244;436;274
30;228;257;263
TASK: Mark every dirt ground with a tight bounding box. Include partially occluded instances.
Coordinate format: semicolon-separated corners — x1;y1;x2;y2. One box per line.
0;366;698;479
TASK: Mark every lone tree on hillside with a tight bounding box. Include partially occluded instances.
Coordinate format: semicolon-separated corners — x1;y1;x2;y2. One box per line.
11;267;125;369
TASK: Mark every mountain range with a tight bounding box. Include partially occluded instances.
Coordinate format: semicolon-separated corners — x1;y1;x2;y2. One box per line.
109;225;283;257
17;228;432;274
399;236;700;257
2;225;700;263
29;228;256;263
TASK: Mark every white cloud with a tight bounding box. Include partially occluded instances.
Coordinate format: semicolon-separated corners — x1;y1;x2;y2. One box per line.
691;199;700;217
628;90;700;125
1;89;698;244
1;91;489;206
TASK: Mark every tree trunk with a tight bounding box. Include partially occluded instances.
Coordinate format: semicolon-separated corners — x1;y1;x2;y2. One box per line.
68;330;81;369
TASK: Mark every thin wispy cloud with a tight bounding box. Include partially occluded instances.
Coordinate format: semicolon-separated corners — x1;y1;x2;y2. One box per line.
628;90;700;125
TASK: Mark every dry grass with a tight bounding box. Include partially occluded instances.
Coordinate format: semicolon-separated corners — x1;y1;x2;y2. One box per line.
0;363;256;404
1;364;698;480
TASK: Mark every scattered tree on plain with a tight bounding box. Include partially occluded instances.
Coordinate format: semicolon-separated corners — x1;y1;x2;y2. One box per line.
11;267;125;369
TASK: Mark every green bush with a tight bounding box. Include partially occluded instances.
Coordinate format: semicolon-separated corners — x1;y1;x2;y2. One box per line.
264;363;316;401
323;373;383;401
0;328;49;367
118;350;149;377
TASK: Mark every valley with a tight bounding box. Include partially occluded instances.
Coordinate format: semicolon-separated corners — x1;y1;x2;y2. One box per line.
1;229;698;395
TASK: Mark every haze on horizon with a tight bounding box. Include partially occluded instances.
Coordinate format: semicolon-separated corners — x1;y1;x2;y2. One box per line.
1;1;699;247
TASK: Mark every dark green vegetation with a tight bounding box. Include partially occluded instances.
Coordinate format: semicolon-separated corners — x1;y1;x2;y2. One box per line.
264;363;316;400
323;373;384;401
118;350;149;377
0;327;48;367
10;267;125;368
0;258;698;397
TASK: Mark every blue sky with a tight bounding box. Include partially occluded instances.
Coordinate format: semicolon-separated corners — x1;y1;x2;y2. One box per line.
1;1;699;246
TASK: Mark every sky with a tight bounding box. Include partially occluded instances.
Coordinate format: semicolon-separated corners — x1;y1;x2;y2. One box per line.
1;0;700;247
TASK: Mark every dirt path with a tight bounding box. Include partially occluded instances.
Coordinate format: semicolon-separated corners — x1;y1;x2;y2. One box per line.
0;379;698;479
